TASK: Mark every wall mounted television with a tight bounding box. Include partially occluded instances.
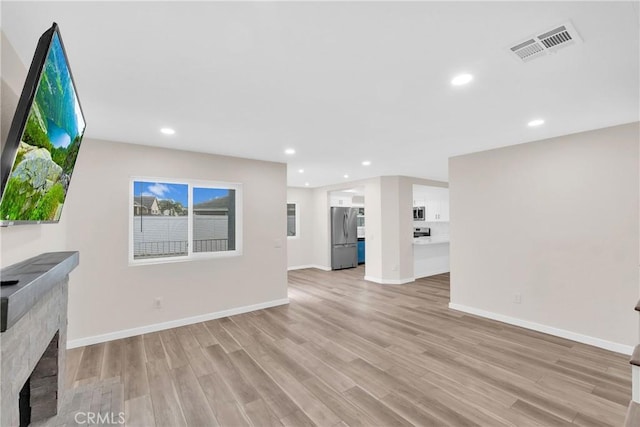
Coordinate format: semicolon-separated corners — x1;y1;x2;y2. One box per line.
0;22;86;226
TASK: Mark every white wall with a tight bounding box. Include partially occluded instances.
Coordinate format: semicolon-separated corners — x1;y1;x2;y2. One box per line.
287;187;315;269
375;176;412;283
449;122;639;353
364;178;382;279
61;139;288;344
397;177;417;280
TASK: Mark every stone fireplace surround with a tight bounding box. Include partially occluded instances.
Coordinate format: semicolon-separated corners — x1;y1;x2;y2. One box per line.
1;252;79;426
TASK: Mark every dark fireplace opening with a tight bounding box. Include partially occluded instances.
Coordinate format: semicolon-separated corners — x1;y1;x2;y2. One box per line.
19;378;31;427
18;331;59;426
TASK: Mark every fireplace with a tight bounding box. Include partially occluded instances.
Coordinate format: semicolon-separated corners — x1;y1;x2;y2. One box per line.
1;252;78;427
18;332;60;426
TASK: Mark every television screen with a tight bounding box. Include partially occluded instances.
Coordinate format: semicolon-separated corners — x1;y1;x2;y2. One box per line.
0;23;85;225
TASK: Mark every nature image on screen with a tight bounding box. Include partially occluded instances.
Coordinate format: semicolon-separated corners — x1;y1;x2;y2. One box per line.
0;32;86;222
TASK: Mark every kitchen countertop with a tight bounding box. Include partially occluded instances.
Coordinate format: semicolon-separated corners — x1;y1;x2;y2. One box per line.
413;237;450;245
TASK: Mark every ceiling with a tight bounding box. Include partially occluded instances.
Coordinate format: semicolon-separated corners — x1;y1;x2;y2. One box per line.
2;1;639;188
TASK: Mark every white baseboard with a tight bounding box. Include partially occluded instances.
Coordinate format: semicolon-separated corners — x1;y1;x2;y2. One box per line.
287;264;331;271
448;302;633;355
414;269;450;279
364;275;415;285
288;264;314;271
67;298;290;349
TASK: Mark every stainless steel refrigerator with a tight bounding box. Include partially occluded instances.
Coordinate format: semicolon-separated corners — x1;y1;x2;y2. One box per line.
331;207;358;270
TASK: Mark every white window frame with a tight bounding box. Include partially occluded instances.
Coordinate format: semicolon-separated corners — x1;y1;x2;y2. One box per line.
286;201;300;239
129;176;243;266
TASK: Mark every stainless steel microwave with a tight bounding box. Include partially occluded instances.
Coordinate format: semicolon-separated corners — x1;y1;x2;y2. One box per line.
413;206;425;221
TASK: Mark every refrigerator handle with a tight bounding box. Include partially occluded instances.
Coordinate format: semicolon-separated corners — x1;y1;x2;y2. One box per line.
346;209;351;241
346;211;349;240
343;212;347;239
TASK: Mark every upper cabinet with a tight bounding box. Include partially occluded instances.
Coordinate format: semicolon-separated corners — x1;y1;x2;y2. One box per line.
330;191;365;208
425;199;449;222
414;186;449;222
330;195;353;207
440;199;450;221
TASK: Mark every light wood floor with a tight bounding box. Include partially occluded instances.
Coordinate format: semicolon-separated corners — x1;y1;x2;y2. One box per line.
62;267;631;426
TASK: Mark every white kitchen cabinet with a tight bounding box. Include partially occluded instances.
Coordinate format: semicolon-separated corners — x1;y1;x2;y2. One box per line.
425;201;438;222
330;195;353;207
435;200;449;221
440;200;449;221
425;200;449;222
413;186;449;222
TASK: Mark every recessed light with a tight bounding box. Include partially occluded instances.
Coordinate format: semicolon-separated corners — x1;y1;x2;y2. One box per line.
160;127;175;135
361;160;371;166
343;174;349;179
298;169;304;173
451;73;473;86
528;119;545;127
304;182;310;187
284;148;296;155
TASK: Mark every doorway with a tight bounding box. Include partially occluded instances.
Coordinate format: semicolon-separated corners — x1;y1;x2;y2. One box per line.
328;187;365;274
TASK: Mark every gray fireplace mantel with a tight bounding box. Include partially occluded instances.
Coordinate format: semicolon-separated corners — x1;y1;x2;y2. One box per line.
1;252;79;333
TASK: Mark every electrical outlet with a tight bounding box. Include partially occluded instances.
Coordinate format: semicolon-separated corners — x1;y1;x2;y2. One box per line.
514;293;522;304
154;297;163;309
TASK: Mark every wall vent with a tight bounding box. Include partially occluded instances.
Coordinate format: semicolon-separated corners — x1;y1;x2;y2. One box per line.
509;22;582;63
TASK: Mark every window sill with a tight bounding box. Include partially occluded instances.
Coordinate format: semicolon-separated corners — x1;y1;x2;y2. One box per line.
129;250;242;267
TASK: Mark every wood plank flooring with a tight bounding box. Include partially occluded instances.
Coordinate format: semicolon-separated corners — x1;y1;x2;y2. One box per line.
59;267;630;426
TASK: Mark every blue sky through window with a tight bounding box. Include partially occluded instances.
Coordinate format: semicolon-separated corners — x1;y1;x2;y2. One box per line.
194;188;230;205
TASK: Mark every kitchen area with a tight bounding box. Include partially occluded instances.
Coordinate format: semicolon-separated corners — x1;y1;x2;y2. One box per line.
288;177;449;283
329;188;365;270
413;184;450;278
324;183;448;281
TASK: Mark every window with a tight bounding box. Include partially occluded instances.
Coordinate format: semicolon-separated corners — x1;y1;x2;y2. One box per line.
132;181;188;259
193;186;236;252
130;178;242;265
287;202;298;238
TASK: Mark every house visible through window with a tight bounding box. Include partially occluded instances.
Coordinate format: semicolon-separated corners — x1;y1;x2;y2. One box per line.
133;181;188;259
131;179;242;264
287;203;297;237
193;187;236;253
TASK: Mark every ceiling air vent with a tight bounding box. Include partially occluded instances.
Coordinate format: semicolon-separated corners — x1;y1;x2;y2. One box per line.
511;39;546;61
509;22;582;63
